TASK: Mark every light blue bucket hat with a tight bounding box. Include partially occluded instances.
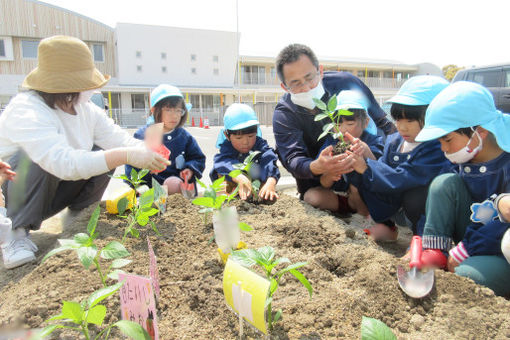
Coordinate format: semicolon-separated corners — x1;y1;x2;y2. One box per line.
415;81;510;152
336;90;377;135
216;103;262;148
150;84;183;108
388;75;449;106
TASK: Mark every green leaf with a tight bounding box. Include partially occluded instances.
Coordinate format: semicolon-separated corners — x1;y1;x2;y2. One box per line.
327;95;338;112
277;261;308;277
196;178;207;189
257;246;275;263
113;174;129;181
252;180;261;191
138;188;155;208
35;325;64;338
268;257;290;272
244;150;261;165
76;245;97;269
87;281;124;309
58;239;80;247
130;168;138;182
86;304;106;326
227;186;239;202
273;309;283;323
212;176;226;189
270;278;278;295
232;164;245;171
361;316;397;340
313;97;327;111
289;269;313;298
136;213;149;226
322;122;335;132
198;208;213;214
213;195;227;210
111;258;132;268
87;205;101;235
117;197;129;216
41;245;75;263
333;131;344;140
317;129;330;141
238;222;253;232
129;227;140;238
338;109;354;116
113;320;152;340
141;207;159;216
61;301;83;324
101;241;130;260
73;233;90;246
192;197;214;208
107;269;126;281
230;249;259;267
314;112;330;121
229;169;242;178
265;296;273;309
149;220;162;236
138;169;150;180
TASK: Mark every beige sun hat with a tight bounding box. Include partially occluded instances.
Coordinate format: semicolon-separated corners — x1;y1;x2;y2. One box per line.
22;35;110;93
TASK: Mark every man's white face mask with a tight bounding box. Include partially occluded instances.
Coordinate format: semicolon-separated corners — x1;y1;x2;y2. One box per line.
290;81;325;110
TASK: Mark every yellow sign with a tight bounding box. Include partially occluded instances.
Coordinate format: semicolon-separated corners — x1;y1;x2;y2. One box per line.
223;259;270;334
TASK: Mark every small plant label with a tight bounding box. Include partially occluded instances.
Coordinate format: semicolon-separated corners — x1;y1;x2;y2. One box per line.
223;259;270;334
147;236;160;299
118;273;159;340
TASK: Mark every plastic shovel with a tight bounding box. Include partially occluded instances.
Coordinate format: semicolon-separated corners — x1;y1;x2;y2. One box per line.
180;175;195;199
397;236;434;298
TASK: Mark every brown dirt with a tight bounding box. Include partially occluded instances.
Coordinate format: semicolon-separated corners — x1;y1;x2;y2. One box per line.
1;194;510;339
332;141;351;155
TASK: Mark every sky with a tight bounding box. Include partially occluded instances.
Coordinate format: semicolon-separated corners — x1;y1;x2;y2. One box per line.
42;0;510;68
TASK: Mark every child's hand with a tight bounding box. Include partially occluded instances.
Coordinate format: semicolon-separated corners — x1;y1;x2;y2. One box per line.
180;168;193;181
0;160;15;183
259;177;279;201
447;256;460;273
233;173;252;200
344;132;375;160
320;173;337;188
497;194;510;222
346;151;367;174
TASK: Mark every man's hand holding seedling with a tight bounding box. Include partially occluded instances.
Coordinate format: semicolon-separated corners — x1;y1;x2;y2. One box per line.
344;132;376;160
233;173;252;200
259;177;279;201
310;145;354;177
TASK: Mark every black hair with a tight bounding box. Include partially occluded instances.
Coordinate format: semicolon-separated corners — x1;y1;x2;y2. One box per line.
390;103;428;126
36;91;79;109
153;96;188;128
454;127;477;137
338;108;368;124
226;125;258;136
276;43;319;86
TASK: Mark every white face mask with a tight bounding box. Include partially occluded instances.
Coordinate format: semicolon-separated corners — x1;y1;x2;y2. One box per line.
445;129;483;164
76;90;95;105
290;82;325;110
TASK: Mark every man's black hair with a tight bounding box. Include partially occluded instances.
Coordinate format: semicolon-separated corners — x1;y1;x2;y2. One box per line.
226;125;258;136
276;43;319;86
390;103;428;126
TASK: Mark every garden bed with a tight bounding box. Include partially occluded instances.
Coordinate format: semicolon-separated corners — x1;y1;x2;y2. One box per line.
1;194;510;339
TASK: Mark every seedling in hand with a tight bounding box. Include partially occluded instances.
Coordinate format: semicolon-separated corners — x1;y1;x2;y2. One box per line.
42;206;132;287
313;95;354;154
229;151;262;201
231;246;312;331
35;281;151;340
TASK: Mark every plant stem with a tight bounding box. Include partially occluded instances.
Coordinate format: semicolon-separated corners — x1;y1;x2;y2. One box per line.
94;258;107;287
267;302;273;331
82;323;91;340
95;325;112;340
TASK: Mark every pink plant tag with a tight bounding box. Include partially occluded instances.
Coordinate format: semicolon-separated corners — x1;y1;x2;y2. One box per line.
118;273;159;340
147;236;161;299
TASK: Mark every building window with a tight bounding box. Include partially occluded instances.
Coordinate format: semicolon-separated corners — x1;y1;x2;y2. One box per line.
357;70;365;78
92;44;104;62
367;70;379;78
136;65;142;72
213;68;219;76
21;40;39;59
270;67;277;80
213;55;219;62
0;39;5;57
162;66;167;73
191;67;196;74
136;50;142;58
191;54;196;61
161;52;166;59
241;66;266;85
383;71;393;78
131;94;146;110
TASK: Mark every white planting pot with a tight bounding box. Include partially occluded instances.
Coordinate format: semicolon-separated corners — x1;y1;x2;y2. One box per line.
213;206;240;254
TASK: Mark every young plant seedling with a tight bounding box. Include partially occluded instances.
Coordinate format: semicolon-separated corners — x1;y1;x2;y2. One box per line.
35;281;151;340
229;151;262;201
313;95;354;154
230;246;313;331
42;206;132;287
361;316;396;340
114;168;162;242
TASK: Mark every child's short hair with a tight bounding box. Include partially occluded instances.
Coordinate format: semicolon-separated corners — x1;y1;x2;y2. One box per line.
226;125;258;136
455;127;476;137
390;103;427;125
153;96;188;128
338;108;368;124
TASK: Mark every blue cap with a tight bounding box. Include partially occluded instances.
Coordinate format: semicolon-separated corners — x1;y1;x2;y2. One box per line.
150;84;183;108
415;81;510;152
215;103;261;148
388;75;449;106
336;90;377;135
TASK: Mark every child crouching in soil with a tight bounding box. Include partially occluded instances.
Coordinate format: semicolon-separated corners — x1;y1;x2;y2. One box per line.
346;76;450;241
210;104;280;203
416;81;510;296
318;90;384;217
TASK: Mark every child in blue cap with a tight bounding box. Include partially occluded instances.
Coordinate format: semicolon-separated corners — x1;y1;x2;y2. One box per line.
210;103;280;202
415;81;510;296
346;76;450;241
318;90;384;216
125;84;206;195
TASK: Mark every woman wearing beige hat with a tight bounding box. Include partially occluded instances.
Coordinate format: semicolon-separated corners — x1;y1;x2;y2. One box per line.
0;35;169;269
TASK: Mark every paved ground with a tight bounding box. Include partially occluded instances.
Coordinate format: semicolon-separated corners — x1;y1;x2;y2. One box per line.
103;125;297;199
